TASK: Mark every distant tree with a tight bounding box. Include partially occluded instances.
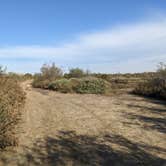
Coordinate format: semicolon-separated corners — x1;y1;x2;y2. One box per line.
68;68;85;78
40;63;63;80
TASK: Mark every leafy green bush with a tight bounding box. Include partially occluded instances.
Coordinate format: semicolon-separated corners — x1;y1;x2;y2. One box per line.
48;79;73;93
0;77;25;149
47;77;110;94
74;77;109;94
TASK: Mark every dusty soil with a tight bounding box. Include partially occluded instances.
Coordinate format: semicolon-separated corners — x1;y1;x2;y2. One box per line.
0;81;166;166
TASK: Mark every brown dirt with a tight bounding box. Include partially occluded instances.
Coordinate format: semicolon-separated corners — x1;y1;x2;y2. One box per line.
0;81;166;166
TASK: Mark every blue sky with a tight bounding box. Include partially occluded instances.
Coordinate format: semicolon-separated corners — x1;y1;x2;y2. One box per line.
0;0;166;73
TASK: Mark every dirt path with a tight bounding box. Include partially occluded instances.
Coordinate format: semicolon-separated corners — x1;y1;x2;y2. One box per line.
0;81;166;165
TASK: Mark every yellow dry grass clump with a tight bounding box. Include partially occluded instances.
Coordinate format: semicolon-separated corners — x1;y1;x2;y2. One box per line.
0;77;25;149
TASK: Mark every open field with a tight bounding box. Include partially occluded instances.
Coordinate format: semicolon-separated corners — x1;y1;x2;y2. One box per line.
1;1;166;165
0;81;165;166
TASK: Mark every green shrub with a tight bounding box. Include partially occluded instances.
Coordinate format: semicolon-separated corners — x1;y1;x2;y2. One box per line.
32;64;111;94
74;77;110;94
47;77;110;94
48;79;73;93
0;77;25;149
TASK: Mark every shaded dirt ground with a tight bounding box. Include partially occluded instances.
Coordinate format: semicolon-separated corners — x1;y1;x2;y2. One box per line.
0;81;166;166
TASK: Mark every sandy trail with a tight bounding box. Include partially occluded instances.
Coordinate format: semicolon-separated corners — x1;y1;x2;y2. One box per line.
0;81;166;165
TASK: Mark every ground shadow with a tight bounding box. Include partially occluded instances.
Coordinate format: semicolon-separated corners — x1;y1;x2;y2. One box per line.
125;113;166;134
128;93;166;106
126;104;166;114
16;131;166;166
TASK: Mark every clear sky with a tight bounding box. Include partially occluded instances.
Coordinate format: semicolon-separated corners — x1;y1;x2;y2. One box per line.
0;0;166;73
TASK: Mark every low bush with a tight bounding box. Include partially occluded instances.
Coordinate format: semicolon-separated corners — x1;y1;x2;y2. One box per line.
7;72;33;82
133;63;166;99
133;78;166;99
32;74;50;89
0;77;25;149
74;77;109;94
32;63;63;88
48;79;73;93
48;77;110;94
32;64;111;94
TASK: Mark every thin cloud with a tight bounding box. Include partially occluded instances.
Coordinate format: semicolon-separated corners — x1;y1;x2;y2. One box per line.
0;16;166;73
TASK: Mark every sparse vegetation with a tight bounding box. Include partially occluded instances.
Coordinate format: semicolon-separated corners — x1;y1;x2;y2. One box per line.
48;77;110;94
133;63;166;99
32;63;63;88
7;72;33;82
32;63;166;96
0;77;25;149
32;64;110;94
0;63;166;165
64;68;88;78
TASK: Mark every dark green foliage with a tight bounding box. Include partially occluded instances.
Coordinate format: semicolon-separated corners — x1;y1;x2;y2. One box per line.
48;79;73;93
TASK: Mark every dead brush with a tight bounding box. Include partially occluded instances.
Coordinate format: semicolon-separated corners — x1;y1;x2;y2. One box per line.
0;77;25;149
133;63;166;99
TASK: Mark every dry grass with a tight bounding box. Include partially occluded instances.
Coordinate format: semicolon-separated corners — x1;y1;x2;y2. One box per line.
0;82;165;165
0;77;25;149
133;64;166;99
